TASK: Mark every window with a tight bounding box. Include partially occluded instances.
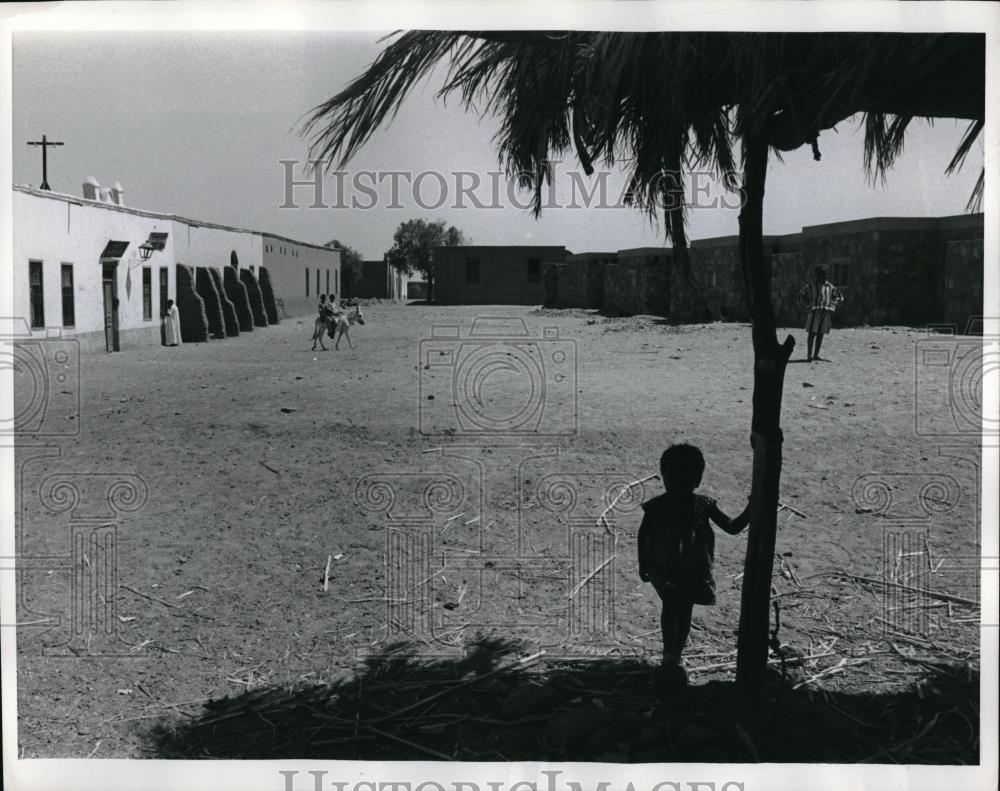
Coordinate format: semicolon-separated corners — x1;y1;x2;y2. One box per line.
306;268;310;297
29;260;44;328
159;267;169;317
526;258;542;283
142;268;152;320
61;264;75;327
326;269;330;295
465;258;480;284
316;268;320;295
832;262;849;286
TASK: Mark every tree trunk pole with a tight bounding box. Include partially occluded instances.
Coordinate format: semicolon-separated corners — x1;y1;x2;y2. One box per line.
668;206;693;321
735;133;795;696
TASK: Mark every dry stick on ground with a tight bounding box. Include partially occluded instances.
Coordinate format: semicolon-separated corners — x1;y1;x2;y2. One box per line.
597;474;658;533
323;555;332;593
120;584;178;609
777;502;808;518
568;556;615;600
826;571;979;606
258;460;281;476
859;711;943;763
687;648;836;675
360;724;456;760
371;650;546;724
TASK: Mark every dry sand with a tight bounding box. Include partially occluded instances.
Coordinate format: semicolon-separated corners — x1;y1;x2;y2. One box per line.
13;303;981;759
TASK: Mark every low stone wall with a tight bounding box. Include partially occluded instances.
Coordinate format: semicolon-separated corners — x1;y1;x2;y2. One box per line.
176;265;209;343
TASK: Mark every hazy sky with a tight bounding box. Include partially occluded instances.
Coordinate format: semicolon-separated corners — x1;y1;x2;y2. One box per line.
13;31;984;259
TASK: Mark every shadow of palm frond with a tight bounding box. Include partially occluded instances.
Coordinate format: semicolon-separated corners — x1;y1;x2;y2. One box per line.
146;636;978;764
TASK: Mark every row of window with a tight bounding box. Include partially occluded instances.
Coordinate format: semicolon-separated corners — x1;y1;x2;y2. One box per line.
305;268;336;298
463;258;543;285
265;243;300;258
28;260;169;329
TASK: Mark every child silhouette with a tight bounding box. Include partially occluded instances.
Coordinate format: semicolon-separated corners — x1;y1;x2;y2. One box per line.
638;444;751;685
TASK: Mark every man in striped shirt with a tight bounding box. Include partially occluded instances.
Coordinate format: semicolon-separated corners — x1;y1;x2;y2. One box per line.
797;266;845;362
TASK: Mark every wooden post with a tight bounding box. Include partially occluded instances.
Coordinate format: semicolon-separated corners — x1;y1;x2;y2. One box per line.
735;133;795;696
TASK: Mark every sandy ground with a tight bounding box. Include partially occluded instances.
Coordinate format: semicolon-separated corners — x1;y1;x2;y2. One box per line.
13;303;982;760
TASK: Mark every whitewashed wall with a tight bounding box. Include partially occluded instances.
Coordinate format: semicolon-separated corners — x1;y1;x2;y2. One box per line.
262;237;340;318
13;189;178;349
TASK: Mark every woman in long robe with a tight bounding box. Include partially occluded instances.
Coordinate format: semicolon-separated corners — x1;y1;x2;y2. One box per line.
164;299;182;346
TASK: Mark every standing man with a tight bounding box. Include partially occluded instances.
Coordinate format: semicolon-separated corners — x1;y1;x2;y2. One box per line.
163;299;182;347
797;266;844;362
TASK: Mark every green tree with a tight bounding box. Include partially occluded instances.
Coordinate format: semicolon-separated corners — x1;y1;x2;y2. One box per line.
325;239;364;296
384;218;468;302
302;31;983;697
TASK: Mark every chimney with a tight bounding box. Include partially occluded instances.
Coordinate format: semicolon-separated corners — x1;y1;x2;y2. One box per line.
82;176;100;201
110;181;124;206
98;187;112;203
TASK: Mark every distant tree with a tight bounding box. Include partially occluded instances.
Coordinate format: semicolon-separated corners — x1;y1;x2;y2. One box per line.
325;239;365;295
384;218;468;302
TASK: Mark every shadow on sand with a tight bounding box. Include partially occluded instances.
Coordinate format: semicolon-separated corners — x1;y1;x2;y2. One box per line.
146;636;977;763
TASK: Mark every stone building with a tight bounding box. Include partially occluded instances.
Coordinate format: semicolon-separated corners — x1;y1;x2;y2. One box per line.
543;252;615;309
12;182;340;352
543;213;984;328
432;245;569;305
343;258;407;301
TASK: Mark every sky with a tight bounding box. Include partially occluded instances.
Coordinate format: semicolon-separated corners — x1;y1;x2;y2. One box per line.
13;31;984;260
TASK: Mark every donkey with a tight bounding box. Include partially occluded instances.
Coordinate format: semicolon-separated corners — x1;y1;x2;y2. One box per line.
311;305;365;351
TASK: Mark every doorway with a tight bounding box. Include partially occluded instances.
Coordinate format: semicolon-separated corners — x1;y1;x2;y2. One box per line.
102;262;120;352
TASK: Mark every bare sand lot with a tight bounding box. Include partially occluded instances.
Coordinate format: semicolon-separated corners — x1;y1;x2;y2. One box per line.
14;303;981;762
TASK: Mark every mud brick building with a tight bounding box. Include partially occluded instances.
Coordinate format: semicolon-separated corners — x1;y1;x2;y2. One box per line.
601;247;673;316
432;245;568;305
13;181;340;352
342;258;407;301
542;213;984;329
544;252;615;309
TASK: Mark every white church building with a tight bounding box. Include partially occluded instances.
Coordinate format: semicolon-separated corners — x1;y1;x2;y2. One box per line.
12;181;341;353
